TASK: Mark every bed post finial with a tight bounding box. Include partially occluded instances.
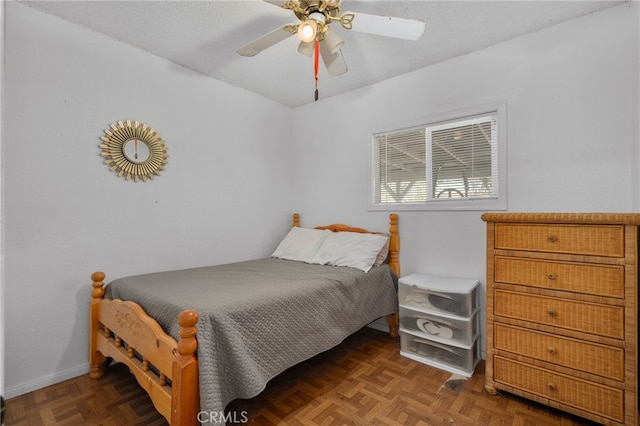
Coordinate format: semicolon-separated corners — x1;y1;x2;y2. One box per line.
177;310;199;357
91;271;106;300
293;213;300;227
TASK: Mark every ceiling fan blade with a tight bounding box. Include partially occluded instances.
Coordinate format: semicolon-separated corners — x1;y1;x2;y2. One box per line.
237;26;294;57
320;41;348;76
345;11;425;40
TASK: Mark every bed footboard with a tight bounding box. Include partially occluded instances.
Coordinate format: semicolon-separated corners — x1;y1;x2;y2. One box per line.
89;272;199;426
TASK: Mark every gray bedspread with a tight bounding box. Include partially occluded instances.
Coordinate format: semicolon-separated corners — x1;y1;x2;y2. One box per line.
105;257;398;419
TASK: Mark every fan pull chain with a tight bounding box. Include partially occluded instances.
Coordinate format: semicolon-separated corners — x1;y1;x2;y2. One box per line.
314;39;320;101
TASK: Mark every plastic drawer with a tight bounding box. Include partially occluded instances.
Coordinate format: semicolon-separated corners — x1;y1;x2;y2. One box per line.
399;306;480;347
399;274;479;317
400;330;480;376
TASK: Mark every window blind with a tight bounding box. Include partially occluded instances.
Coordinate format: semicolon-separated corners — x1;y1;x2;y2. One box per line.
373;112;498;205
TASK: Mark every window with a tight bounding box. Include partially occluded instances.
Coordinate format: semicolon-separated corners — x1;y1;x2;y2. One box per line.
370;103;506;211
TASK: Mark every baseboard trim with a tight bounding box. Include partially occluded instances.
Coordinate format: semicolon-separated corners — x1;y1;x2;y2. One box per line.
4;363;89;399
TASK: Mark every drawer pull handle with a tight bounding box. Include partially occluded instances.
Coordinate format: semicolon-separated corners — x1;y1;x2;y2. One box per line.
547;235;558;243
547;273;557;280
547;382;557;391
547;309;558;318
547;346;557;355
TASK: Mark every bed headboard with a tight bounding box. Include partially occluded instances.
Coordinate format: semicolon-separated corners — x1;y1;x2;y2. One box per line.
291;213;400;277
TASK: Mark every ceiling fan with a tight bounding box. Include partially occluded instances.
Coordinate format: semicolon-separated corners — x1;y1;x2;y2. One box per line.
237;0;426;79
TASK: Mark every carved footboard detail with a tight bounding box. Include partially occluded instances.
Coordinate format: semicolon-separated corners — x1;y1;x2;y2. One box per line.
89;272;200;426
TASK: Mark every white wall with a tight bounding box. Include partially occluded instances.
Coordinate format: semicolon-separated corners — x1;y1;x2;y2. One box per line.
291;3;638;345
2;2;293;397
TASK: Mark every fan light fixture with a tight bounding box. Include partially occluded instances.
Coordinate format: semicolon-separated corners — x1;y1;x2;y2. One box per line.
322;28;344;54
298;19;317;42
298;40;314;57
298;12;326;43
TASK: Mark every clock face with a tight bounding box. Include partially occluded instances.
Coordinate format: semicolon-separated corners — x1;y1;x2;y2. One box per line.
99;120;169;182
123;139;151;163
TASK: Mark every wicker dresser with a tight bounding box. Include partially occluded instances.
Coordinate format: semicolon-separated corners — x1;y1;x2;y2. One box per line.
482;213;639;425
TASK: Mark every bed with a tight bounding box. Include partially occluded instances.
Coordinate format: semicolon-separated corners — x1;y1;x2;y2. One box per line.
89;213;400;425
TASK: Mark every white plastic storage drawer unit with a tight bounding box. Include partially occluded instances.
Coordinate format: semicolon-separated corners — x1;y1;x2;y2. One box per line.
398;274;480;317
398;273;481;377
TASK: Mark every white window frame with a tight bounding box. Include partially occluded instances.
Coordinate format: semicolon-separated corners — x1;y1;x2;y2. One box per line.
368;101;507;211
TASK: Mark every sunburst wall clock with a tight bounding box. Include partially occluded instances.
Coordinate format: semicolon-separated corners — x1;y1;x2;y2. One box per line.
99;120;169;182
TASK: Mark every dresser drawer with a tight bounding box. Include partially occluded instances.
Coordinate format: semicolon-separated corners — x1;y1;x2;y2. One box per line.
494;356;624;422
494;223;624;257
494;323;624;381
495;256;624;298
494;290;624;339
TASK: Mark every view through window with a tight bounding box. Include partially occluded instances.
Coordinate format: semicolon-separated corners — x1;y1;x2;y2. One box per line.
372;111;501;210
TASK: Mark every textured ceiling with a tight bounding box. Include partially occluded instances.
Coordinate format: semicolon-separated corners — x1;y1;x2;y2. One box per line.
20;0;625;107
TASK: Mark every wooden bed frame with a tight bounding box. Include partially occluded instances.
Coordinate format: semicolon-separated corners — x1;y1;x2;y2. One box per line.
89;213;400;426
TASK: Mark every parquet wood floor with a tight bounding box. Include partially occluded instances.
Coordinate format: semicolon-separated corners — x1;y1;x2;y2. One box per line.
6;327;595;425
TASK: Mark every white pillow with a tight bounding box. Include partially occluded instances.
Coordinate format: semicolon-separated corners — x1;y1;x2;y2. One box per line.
271;227;332;263
311;231;389;272
374;235;390;267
